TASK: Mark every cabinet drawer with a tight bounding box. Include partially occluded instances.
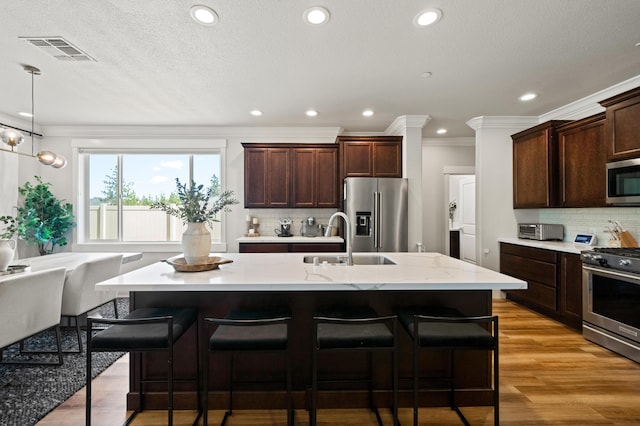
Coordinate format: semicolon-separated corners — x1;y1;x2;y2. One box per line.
290;243;344;253
239;243;289;253
500;252;557;287
500;242;557;263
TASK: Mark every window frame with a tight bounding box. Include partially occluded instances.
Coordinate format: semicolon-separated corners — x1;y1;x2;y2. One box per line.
71;138;229;253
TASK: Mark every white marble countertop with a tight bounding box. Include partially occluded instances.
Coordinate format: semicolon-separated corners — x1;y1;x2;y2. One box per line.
96;252;526;292
497;237;596;254
237;236;344;243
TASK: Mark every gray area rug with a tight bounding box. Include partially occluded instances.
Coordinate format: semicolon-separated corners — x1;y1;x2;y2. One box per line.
0;297;128;426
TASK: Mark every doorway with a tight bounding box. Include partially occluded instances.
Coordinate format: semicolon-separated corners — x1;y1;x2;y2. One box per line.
444;169;476;264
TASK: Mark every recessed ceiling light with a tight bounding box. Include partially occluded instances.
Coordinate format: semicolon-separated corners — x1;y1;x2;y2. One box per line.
303;6;330;25
413;8;442;27
519;92;537;102
420;71;433;78
250;110;263;116
306;110;318;117
635;41;640;47
362;110;374;117
190;5;218;26
18;112;33;117
436;128;447;134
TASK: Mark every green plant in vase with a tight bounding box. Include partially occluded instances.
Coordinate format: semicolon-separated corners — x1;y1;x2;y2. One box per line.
0;176;76;255
150;176;238;264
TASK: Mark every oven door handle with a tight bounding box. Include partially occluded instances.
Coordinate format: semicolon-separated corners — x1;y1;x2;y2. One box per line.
583;265;640;284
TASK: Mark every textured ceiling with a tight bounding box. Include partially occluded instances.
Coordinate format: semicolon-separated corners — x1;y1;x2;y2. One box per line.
1;0;639;137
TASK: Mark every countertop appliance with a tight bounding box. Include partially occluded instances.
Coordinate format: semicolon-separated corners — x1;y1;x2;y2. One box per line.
517;223;564;241
300;217;323;237
275;217;292;237
344;177;408;252
582;247;640;363
606;158;640;205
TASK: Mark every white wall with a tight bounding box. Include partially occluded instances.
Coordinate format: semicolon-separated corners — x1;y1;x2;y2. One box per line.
421;139;475;254
467;117;539;271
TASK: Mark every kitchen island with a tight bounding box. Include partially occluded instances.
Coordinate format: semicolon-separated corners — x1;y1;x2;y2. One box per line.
96;252;525;412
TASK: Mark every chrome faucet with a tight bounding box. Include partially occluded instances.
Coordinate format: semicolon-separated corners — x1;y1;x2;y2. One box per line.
325;212;353;265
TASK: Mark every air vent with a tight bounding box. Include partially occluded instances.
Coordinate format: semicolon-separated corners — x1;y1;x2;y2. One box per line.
20;37;96;62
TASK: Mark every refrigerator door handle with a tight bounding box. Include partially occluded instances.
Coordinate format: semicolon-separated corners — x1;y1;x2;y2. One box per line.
374;191;382;249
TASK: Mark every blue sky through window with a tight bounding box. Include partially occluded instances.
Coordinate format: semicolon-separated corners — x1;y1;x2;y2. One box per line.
89;154;222;200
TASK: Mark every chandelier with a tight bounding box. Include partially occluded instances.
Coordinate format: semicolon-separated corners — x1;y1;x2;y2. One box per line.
0;65;67;168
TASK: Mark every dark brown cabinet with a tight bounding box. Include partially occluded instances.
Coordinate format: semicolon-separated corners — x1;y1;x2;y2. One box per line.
239;242;344;253
556;113;606;207
558;252;583;328
243;146;291;208
512;121;569;208
243;143;338;208
449;230;460;259
500;242;582;330
599;87;640;161
292;147;338;208
239;243;289;253
337;136;402;178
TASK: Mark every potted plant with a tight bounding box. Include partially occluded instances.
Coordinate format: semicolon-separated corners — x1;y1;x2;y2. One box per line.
150;175;238;264
0;176;76;256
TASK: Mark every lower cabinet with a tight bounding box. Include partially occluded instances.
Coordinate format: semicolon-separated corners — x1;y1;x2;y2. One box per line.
500;242;582;330
239;243;344;253
449;230;460;259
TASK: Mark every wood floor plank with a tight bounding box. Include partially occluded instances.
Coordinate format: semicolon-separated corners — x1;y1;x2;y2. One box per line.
37;299;640;425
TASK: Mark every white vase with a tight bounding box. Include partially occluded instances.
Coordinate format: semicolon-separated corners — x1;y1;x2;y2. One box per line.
182;222;211;265
0;239;17;272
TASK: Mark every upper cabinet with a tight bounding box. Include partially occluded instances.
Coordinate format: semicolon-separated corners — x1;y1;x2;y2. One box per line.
556;113;607;207
599;87;640;162
512;115;609;208
337;136;402;178
292;147;338;208
512;121;569;208
243;143;338;209
243;145;291;208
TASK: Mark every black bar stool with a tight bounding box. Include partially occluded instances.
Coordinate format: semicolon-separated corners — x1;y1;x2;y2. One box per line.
203;309;293;426
86;307;200;426
396;307;499;426
311;307;398;426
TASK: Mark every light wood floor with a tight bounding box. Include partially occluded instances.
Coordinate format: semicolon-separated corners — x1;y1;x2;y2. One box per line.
37;299;640;425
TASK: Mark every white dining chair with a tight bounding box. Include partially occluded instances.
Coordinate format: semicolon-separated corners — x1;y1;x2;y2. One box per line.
0;267;67;365
60;254;124;352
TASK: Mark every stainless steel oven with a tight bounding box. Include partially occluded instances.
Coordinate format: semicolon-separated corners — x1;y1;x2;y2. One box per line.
582;248;640;363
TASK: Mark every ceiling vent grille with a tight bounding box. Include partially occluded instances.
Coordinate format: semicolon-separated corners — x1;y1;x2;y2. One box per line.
20;37;96;62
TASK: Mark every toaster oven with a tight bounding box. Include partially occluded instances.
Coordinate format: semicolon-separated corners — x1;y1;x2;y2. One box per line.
518;223;564;241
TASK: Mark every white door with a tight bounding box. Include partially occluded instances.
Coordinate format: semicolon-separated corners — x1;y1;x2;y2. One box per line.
459;176;476;264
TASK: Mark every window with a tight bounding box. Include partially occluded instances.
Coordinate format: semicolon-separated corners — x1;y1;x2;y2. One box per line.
73;139;228;251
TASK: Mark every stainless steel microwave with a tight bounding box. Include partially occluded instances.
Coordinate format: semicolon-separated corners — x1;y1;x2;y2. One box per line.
607;158;640;205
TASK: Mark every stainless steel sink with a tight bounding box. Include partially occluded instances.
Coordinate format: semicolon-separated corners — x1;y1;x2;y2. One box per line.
303;255;396;265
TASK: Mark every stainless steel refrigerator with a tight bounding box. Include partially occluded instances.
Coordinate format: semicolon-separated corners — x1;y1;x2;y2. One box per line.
344;177;408;252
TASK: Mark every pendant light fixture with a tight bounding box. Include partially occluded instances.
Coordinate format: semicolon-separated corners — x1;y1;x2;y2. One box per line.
0;64;67;169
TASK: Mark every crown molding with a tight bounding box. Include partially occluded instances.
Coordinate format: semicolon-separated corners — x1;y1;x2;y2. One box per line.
466;116;538;132
385;115;431;135
540;75;640;121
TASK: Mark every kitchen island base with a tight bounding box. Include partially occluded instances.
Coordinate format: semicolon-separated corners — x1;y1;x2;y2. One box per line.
126;289;495;411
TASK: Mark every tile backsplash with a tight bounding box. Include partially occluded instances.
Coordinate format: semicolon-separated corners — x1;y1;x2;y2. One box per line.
243;209;338;237
519;207;640;246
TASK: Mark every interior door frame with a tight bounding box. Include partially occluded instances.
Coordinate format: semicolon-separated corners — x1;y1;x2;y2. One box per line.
443;166;475;258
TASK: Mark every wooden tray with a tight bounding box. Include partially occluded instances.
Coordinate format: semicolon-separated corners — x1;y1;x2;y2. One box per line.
164;256;233;272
